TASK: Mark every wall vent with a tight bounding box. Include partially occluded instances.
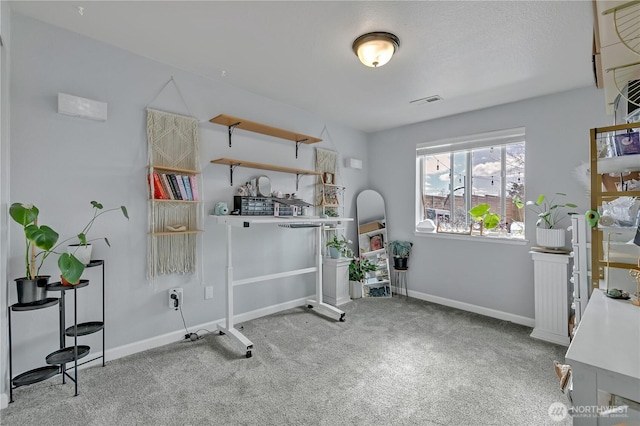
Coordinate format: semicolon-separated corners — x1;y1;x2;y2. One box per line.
410;95;443;105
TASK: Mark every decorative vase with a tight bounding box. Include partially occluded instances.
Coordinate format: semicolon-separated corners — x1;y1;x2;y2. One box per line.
536;228;566;248
349;280;363;299
328;247;341;259
15;276;50;304
68;243;93;265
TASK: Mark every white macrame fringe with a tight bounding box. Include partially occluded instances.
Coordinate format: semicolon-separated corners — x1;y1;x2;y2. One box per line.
146;108;200;279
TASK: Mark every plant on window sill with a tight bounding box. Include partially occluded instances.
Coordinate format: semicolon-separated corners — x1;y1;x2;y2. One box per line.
468;203;500;236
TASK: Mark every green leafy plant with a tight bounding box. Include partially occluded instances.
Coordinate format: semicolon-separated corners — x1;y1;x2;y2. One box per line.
468;203;500;230
514;193;577;229
10;203;59;280
349;256;377;282
60;201;129;283
326;234;352;258
10;201;128;284
387;240;412;258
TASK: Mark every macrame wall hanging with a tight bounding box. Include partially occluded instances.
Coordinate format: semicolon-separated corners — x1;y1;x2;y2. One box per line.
315;147;339;208
146;84;202;278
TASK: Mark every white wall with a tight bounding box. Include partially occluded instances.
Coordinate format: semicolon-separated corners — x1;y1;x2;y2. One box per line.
5;13;369;380
368;86;611;321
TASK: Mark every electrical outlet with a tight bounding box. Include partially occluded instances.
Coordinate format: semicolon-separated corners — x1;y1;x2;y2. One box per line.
169;288;183;309
205;286;214;300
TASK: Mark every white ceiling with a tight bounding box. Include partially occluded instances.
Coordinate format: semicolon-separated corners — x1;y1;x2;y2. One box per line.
10;1;598;133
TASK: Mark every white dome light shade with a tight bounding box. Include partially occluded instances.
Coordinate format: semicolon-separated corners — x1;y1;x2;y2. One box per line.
352;32;400;68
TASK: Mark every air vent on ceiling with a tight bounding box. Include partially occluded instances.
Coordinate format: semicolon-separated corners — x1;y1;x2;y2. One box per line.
410;95;443;105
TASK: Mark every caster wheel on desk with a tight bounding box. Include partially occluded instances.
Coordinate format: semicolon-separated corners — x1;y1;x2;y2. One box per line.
339;314;346;322
246;351;252;358
219;331;225;335
307;305;313;309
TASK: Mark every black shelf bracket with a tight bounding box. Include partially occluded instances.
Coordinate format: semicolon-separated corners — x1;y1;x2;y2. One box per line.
227;122;241;147
229;164;239;186
295;139;308;159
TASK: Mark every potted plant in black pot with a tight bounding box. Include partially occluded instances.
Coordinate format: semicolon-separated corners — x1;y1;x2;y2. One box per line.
388;240;412;270
10;202;65;303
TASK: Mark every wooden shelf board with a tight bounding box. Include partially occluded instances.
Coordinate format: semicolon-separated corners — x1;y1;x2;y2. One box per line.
322;203;340;207
149;199;202;204
211;158;321;176
149;165;201;175
150;230;203;236
210;114;322;144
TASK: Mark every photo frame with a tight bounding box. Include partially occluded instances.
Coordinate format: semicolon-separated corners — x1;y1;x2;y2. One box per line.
369;234;384;251
615;131;640;156
323;172;334;185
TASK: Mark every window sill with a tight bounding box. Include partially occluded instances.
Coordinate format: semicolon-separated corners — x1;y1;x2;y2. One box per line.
414;230;529;245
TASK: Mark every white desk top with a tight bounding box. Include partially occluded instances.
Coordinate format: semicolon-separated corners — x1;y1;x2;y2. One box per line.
566;290;640;380
211;215;353;227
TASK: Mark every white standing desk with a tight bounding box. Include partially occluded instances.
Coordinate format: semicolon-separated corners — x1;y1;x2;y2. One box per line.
565;289;640;425
212;215;353;358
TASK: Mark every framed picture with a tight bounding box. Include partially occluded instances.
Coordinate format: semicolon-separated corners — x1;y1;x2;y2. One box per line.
323;172;334;184
370;234;383;251
615;131;640;155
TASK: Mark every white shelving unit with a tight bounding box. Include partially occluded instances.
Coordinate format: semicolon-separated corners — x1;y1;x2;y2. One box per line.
570;214;592;331
358;222;391;298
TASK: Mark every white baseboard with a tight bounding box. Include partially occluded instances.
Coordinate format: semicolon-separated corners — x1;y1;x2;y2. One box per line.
106;296;310;362
0;392;8;409
408;289;535;327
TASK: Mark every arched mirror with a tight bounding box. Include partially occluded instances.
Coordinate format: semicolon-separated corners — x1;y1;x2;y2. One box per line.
356;190;391;297
257;175;271;197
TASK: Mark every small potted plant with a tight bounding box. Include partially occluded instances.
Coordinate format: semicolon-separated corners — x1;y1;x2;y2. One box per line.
515;193;577;248
348;255;377;298
65;201;129;267
468;203;500;236
387;240;413;270
325;234;352;259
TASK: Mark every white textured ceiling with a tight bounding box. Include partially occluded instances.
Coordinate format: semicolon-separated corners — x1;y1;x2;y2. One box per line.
10;1;597;133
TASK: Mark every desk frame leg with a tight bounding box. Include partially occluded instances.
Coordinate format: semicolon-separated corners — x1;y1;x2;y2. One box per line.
216;224;254;358
306;226;346;322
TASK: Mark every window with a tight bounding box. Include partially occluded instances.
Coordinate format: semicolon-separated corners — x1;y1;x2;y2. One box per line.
416;128;525;239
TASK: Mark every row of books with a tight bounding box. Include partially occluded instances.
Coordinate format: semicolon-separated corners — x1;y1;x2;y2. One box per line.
149;172;200;201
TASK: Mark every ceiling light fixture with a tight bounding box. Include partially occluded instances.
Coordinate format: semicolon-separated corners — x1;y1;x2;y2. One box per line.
352;32;400;68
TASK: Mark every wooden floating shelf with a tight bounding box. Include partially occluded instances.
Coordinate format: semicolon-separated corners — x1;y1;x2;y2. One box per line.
210;114;321;158
211;157;321;189
150;230;203;236
148;165;201;175
149;199;202;204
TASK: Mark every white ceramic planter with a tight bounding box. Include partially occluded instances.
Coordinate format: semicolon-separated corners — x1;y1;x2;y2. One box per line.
68;244;93;265
349;280;363;299
536;228;566;248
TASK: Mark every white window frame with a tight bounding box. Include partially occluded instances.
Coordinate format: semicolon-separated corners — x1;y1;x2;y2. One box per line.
415;127;527;244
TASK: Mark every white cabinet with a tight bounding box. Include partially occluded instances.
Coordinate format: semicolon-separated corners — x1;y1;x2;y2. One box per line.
322;257;351;306
530;252;571;346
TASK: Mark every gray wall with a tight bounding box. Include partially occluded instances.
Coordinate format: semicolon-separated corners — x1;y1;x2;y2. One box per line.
368;86;610;320
5;13;369;379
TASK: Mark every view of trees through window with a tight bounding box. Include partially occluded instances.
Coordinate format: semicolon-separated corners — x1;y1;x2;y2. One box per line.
418;141;525;237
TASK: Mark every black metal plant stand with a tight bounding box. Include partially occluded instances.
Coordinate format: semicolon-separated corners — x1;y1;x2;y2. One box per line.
8;260;106;402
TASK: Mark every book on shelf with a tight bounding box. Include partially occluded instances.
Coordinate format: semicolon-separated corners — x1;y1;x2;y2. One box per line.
168;174;183;200
148;172;167;199
175;174;189;200
160;173;175;200
181;175;193;201
189;175;199;201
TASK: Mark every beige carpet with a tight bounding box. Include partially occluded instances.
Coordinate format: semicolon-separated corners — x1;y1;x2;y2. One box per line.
2;296;572;425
